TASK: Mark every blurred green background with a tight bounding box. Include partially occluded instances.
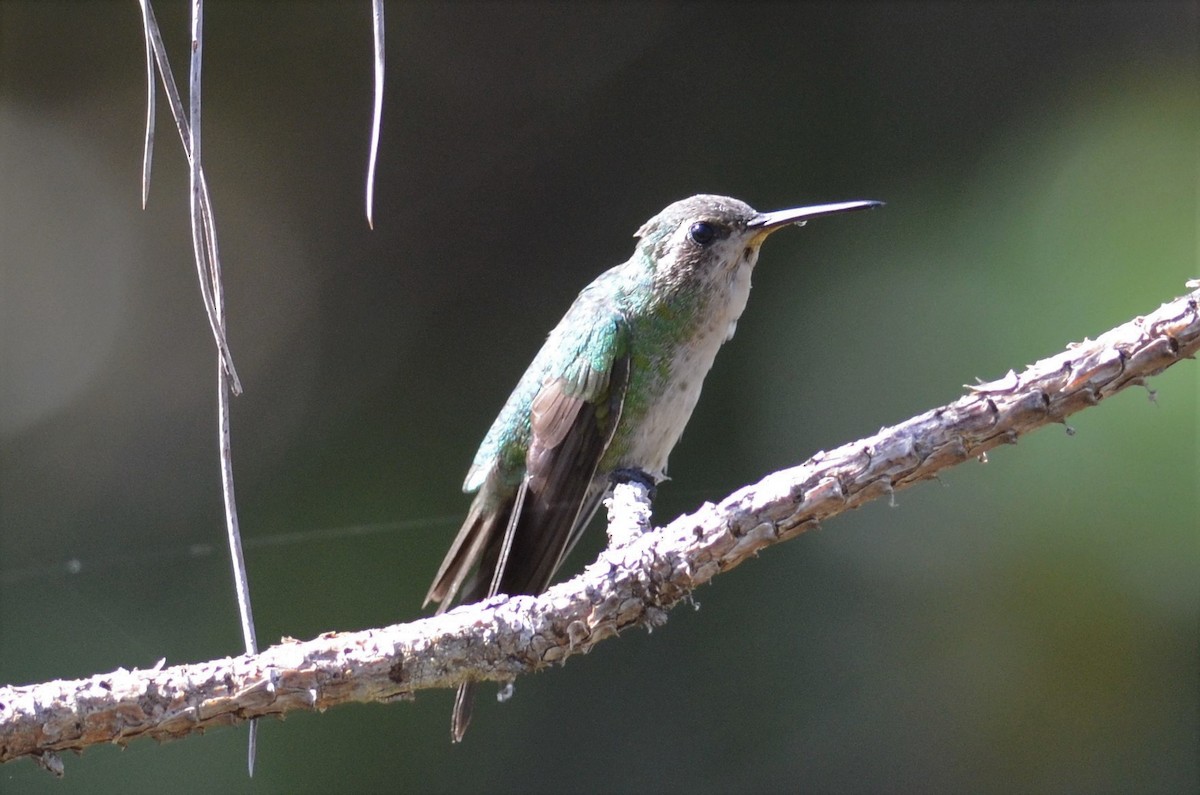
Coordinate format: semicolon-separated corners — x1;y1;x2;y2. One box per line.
1;2;1196;793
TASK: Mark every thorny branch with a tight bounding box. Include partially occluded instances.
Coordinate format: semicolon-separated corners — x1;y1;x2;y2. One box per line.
2;285;1197;774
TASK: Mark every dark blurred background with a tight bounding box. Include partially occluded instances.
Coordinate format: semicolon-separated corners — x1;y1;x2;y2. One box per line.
1;2;1196;793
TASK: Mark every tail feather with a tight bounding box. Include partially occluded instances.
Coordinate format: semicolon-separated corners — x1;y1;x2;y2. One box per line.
451;681;476;743
424;495;509;610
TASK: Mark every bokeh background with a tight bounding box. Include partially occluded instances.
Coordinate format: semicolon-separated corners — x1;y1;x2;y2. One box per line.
1;2;1196;793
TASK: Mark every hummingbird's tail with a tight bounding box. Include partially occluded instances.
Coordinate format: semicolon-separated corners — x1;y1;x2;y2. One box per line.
424;495;508;611
426;494;508;741
451;682;476;743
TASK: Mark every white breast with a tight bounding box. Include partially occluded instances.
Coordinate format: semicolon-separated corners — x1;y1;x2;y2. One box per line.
623;262;754;478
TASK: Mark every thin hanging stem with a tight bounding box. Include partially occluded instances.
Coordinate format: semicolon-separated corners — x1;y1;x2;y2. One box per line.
188;2;204;330
365;0;385;229
137;0;155;208
187;0;257;774
138;0;258;774
140;0;242;394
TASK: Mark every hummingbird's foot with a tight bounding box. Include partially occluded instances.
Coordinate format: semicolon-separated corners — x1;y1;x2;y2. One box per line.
610;467;658;501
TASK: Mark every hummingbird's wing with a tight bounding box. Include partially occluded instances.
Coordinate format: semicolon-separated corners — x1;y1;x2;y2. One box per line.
423;313;630;611
487;317;630;598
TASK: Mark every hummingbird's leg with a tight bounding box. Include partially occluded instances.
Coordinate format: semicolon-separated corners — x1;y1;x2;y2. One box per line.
610;467;658;501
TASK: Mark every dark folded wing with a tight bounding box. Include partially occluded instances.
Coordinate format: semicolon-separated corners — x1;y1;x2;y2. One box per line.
489;324;630;598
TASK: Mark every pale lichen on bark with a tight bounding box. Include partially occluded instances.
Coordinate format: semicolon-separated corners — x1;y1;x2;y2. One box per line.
2;286;1196;772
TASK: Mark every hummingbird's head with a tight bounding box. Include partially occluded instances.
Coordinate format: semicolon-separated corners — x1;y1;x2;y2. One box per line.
634;194;882;295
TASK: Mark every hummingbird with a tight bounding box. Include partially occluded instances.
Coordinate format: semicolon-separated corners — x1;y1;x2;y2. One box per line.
424;193;882;741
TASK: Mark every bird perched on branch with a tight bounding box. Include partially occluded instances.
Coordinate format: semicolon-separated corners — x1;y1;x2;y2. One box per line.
425;193;882;741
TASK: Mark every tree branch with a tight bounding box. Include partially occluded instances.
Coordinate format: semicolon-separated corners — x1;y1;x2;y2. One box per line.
2;286;1197;773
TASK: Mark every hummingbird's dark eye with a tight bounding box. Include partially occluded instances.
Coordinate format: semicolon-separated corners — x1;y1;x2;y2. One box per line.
688;221;720;246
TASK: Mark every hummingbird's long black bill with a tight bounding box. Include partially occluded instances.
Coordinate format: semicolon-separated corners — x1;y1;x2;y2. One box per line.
747;200;884;231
